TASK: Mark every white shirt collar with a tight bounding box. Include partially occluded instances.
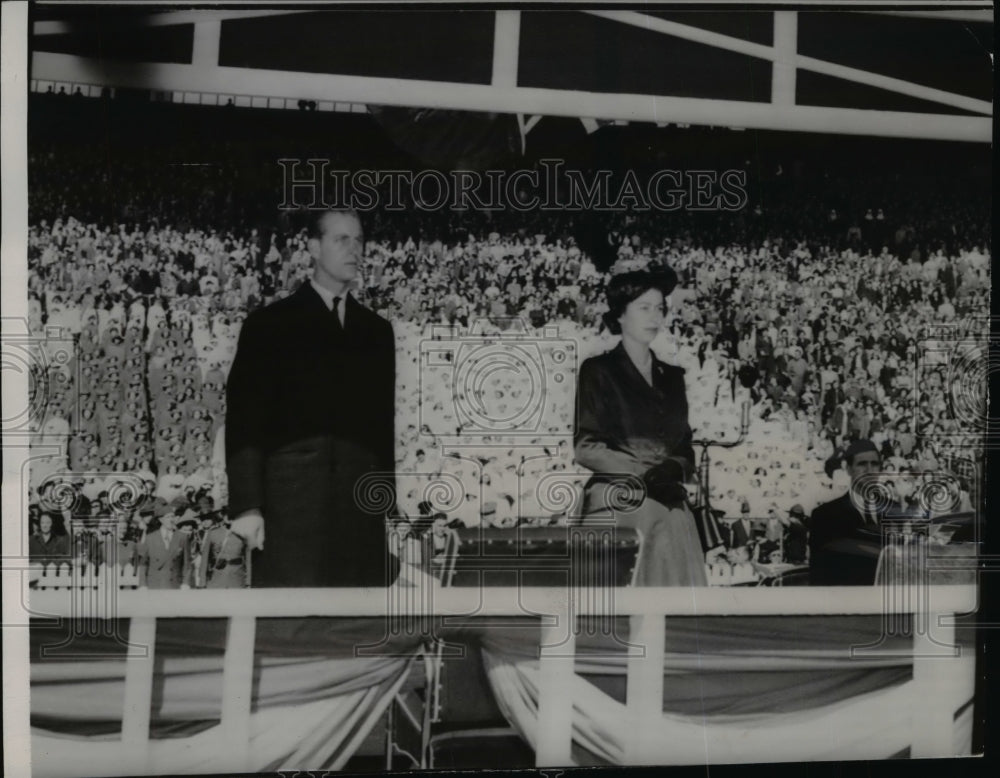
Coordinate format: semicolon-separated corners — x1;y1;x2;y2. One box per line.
310;279;350;313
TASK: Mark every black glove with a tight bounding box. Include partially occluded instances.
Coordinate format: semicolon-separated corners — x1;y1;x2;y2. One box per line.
641;460;689;508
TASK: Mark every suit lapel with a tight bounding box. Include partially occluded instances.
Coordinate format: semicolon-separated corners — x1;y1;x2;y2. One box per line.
611;342;656;395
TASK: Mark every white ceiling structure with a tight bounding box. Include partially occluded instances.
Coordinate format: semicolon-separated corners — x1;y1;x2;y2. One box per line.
31;7;992;142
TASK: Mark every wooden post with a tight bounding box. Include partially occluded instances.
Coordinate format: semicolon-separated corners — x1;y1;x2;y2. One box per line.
220;616;257;771
625;614;666;764
121;617;156;772
535;614;575;766
911;611;958;758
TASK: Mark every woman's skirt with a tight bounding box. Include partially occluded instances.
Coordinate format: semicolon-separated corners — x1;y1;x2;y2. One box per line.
581;482;708;587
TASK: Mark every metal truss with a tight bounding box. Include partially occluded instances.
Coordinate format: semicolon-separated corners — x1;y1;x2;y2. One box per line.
31;8;992;142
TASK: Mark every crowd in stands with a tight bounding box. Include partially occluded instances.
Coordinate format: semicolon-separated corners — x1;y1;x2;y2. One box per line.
25;97;990;586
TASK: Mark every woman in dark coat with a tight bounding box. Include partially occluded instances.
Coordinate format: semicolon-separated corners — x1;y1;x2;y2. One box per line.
574;269;707;586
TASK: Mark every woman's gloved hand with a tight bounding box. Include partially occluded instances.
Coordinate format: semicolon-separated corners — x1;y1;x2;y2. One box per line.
641;459;689;508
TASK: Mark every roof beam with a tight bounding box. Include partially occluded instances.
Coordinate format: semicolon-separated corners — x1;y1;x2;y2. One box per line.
861;10;993;24
771;12;797;106
31;8;992;115
586;10;992;116
33;9;314;36
794;51;992;117
32;51;991;142
191;20;220;67
492;10;520;88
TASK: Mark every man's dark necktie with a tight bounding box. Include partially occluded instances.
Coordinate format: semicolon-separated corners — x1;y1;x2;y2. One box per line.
331;296;343;332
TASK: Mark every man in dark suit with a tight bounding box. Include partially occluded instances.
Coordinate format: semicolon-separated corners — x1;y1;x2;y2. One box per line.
809;439;896;585
226;208;399;587
724;506;756;550
137;507;193;589
29;513;70;567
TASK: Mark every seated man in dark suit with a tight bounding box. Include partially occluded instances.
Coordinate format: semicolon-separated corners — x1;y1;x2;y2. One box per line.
809;439;901;585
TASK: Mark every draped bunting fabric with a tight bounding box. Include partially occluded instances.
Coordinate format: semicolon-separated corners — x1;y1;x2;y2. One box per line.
30;614;975;773
478;615;915;717
483;651;919;765
475;615;975;765
31;618;423;776
33;676;413;776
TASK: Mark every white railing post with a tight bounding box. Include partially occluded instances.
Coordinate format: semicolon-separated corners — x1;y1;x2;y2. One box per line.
26;585;978;773
911;611;958;758
220;616;257;771
121;617;156;772
625;614;666;765
536;613;575;766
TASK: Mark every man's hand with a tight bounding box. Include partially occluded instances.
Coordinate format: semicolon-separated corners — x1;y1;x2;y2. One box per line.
231;510;265;550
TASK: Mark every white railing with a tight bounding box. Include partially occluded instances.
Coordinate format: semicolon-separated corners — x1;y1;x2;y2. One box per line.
29;585;977;772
